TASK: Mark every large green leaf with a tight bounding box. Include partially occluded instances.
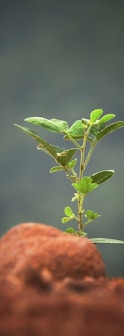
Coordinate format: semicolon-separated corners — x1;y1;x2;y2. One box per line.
90;238;124;244
56;148;77;165
90;109;103;123
91;170;114;184
96;121;124;142
64;120;85;139
14;124;60;159
24;117;69;133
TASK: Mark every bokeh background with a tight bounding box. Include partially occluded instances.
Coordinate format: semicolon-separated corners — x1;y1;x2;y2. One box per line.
0;0;124;276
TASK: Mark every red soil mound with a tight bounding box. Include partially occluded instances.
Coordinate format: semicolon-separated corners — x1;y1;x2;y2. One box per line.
0;223;124;335
0;222;106;280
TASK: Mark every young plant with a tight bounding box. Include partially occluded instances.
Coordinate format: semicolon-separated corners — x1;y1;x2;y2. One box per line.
14;109;124;244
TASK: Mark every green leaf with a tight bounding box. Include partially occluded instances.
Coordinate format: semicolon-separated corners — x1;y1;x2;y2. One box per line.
65;120;85;139
67;158;77;169
37;143;63;156
15;125;77;167
24;117;69;133
65;228;76;233
50;158;77;173
71;193;78;202
62;217;74;223
85;210;100;220
50;166;64;173
72;177;98;194
90;109;103;123
14;124;58;159
56;148;77;166
77;231;87;236
90;238;124;244
96;121;124;142
98;114;116;124
64;206;74;216
81;118;90;126
90;123;105;136
91;170;114;184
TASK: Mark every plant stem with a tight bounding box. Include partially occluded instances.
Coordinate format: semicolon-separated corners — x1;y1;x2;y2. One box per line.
79;125;91;178
77;193;85;231
84;141;96;170
78;123;94;231
71;168;78;180
64;132;82;151
65;123;97;233
79;149;84;179
64;167;76;182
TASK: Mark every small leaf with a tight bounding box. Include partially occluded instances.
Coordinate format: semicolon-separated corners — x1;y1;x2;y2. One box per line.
67;158;77;169
90;123;105;136
85;210;100;220
90;124;105;136
90;238;124;244
24;117;69;133
82;118;90;126
50;166;64;173
96;121;124;142
71;195;77;202
62;217;73;223
91;170;114;184
65;120;84;139
98;114;116;124
72;177;98;194
65;228;76;233
77;231;87;236
90;109;103;123
56;148;77;165
64;206;74;216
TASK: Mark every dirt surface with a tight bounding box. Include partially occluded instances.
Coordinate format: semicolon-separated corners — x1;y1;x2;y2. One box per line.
0;223;124;336
0;222;106;279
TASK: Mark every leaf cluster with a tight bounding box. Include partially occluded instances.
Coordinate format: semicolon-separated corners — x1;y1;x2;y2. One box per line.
14;109;124;244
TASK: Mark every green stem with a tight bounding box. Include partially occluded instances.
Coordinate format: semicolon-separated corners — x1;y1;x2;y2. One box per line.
65;123;96;233
79;125;91;179
77;193;85;231
78;123;94;231
64;132;82;151
64;167;76;182
71;168;78;180
84;141;96;170
79;149;84;179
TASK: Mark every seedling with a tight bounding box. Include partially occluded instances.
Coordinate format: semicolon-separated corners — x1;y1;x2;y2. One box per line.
14;109;124;244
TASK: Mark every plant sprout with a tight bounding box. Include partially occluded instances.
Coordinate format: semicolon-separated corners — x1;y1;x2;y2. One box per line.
14;109;124;244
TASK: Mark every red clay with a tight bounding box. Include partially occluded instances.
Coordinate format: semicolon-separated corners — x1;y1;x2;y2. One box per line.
0;223;124;336
0;273;124;336
0;222;106;280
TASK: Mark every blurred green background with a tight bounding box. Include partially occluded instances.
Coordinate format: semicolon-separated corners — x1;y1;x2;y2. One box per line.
0;0;124;276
